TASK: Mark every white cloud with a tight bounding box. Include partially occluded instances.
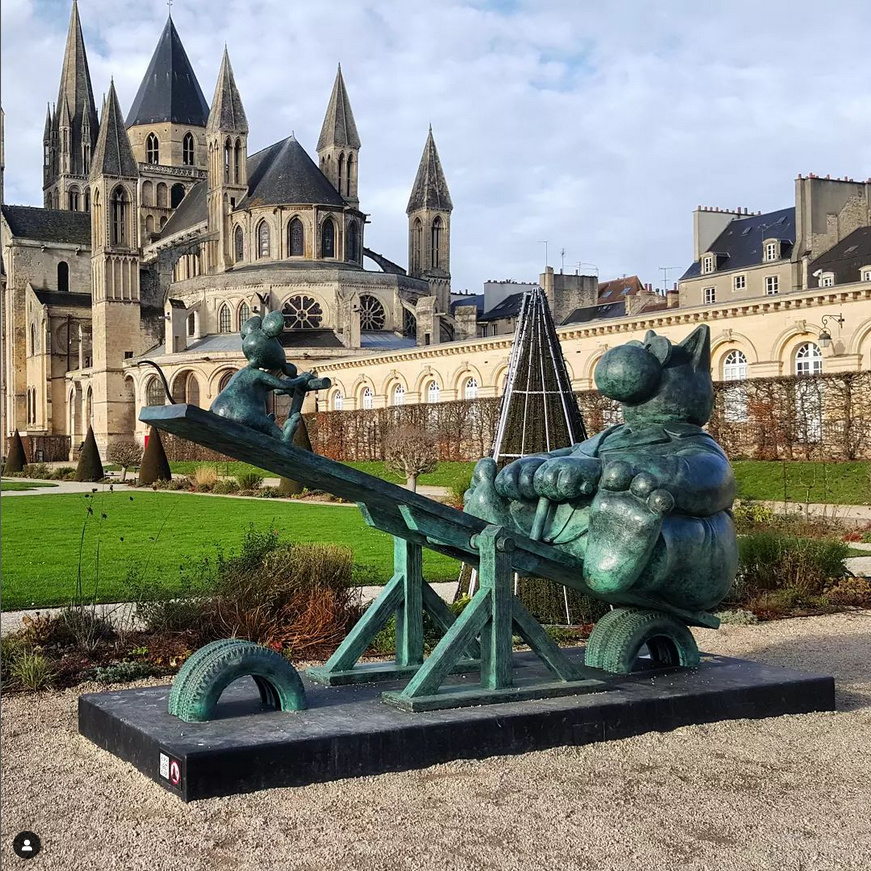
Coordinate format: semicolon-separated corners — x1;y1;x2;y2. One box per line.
2;0;869;291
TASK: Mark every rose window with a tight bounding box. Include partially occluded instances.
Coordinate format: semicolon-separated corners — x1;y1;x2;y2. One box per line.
359;295;385;331
282;295;323;330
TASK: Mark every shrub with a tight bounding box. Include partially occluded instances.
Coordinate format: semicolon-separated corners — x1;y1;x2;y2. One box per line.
258;486;281;498
732;501;775;528
74;426;105;482
91;662;156;684
235;471;264;491
4;430;28;473
8;651;55;690
514;577;610;626
24;462;52;479
714;609;760;625
369;594;471;656
213;479;240;495
139;428;171;485
108;441;143;482
51;466;75;480
19;608;114;652
1;634;28;683
192;465;218;489
824;575;871;607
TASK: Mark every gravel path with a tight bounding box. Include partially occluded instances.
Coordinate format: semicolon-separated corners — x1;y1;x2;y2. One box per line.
2;611;870;871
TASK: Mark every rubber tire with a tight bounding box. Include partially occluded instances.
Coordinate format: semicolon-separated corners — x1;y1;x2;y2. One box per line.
173;642;307;723
169;639;249;717
586;608;699;674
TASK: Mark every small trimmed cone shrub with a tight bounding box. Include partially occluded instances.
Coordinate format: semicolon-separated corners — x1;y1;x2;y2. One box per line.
278;419;313;495
74;426;105;482
4;430;28;474
139;427;172;484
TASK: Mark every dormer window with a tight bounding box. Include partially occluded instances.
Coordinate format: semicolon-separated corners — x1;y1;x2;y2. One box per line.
701;254;715;275
819;272;835;288
861;267;871;282
764;240;779;262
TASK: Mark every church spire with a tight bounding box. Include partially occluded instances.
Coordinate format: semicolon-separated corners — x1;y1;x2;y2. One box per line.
407;126;452;214
207;47;248;135
91;80;138;181
317;64;361;152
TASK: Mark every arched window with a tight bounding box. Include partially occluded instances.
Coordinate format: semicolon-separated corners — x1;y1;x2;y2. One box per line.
464;376;479;400
57;261;69;292
347;221;359;262
412;219;422;272
346;154;354;196
224;138;232;183
431;216;443;269
156;183;167;208
392;384;405;406
218;304;232;333
218;369;236;392
85;387;93;427
187;312;196;336
172;372;200;406
722;350;747;381
288;218;305;256
795;342;823;376
141;180;153;206
145;133;159;164
238;301;251;329
84;189;90;212
427;381;441;404
337;153;345;197
68;186;80;210
146;376;165;407
182;132;195;166
234;225;244;262
257;221;271;258
159;216;167;229
111;186;127;245
333;391;344;411
234;139;242;182
321;218;335;258
92;189;101;243
282;295;324;329
83;141;91;171
30;323;37;355
358;295;385;331
145;215;155;234
170;184;186;209
361;386;373;410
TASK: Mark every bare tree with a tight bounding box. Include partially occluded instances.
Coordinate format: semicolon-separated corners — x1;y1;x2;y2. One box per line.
385;425;438;492
107;441;143;482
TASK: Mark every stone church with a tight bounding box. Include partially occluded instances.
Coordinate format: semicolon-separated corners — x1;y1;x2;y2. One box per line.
1;4;455;456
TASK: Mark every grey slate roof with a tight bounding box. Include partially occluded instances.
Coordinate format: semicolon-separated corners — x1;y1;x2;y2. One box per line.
282;330;344;349
809;226;871;285
207;48;248;134
159;180;206;237
407;127;452;213
1;205;91;246
681;207;795;279
241;136;346;209
317;65;360;151
126;17;210;128
451;293;484;315
562;300;626;324
360;331;416;350
480;292;524;322
34;290;92;308
91;81;138;180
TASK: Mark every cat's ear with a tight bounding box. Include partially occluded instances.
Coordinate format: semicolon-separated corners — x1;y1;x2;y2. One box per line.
680;324;711;371
262;311;284;338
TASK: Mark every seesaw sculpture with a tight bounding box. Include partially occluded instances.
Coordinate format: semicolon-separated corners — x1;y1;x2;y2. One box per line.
141;317;737;719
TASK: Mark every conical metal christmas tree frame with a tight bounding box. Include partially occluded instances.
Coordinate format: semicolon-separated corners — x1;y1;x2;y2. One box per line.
459;287;589;624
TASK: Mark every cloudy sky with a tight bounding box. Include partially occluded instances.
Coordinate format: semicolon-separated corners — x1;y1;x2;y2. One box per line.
2;0;870;291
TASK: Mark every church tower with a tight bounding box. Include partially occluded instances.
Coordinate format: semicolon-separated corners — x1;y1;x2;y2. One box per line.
317;65;361;206
89;81;141;450
407;126;453;313
206;48;248;272
43;1;98;211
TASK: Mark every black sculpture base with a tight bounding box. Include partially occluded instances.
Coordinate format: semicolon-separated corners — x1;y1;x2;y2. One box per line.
78;649;834;802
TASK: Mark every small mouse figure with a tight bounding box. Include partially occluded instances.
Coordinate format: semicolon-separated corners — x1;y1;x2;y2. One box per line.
210;311;331;442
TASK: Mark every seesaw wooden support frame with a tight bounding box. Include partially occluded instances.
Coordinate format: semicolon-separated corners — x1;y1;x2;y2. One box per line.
140;405;715;711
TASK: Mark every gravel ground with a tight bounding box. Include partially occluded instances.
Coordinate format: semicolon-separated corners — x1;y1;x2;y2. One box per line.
2;611;870;871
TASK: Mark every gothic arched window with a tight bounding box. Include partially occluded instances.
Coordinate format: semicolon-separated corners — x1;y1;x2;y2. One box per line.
347;221;359;262
346;154;354;196
218;304;232;334
224;138;232;183
182;132;195;166
337;153;345;197
30;323;37;355
257;221;271;259
111;186;128;245
156;183;167;208
431;216;443;270
146;376;165;407
187;312;196;336
238;301;251;329
218;369;236;392
234;139;242;182
412;219;422;272
68;186;80;211
234;225;244;262
145;133;159;164
84;189;90;212
282;295;324;329
145;215;155;234
464;376;479;400
57;261;69;292
427;381;441;404
795;342;823;376
288;218;304;256
358;295;385;331
321;218;335;258
172;372;200;406
361;386;373;410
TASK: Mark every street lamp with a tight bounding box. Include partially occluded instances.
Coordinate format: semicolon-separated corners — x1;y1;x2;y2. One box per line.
818;313;845;349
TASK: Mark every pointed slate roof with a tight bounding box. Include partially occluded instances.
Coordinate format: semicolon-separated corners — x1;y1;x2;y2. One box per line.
91;82;138;180
317;65;360;151
241;135;346;208
207;47;248;134
53;1;98;173
407;127;452;214
126;17;210;128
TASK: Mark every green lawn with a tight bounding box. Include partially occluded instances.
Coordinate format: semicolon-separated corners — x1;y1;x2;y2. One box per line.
733;461;870;505
1;480;59;491
0;492;458;610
